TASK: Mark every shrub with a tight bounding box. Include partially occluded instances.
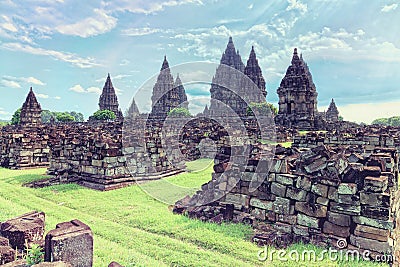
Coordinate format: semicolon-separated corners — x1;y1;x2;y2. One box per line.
25;244;44;265
246;102;277;116
11;108;21;125
56;112;75;122
168;107;192;118
92;109;116;120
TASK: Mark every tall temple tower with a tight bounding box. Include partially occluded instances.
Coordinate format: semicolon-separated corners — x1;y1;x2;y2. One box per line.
244;46;267;98
150;56;188;119
275;48;318;128
99;73;123;119
20;87;42;125
326;98;339;122
209;37;247;117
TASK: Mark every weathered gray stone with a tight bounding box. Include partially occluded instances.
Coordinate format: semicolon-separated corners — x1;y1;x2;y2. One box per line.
270;182;286;197
337;183;357;195
250;198;273;211
350;235;391;254
45;220;93;267
295;202;327;218
330;202;360;216
275;174;296;186
297;213;320;229
286;186;307;201
273;197;292;215
360;191;390;207
311;183;328;197
327;211;350;227
323;221;350;238
352;216;394;230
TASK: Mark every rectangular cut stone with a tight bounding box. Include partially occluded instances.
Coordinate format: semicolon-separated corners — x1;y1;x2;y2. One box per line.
330;202;361;216
295;202;327;218
293;225;309;236
323;221;350;238
296;176;311;191
360;191;390;207
337;194;360;205
352;216;394;230
297;213;320;229
349;235;391;254
275;174;296;186
274;222;292;233
311;183;328;197
354;225;389;242
361;205;389;220
316;197;329;206
271;182;286;197
286;186;307;201
327;186;338;201
251;208;266;220
45;220;93;267
337;183;357;195
250;198;273;211
327;211;350;227
273;197;291;215
364;176;388;193
225;193;249;208
0;211;45;249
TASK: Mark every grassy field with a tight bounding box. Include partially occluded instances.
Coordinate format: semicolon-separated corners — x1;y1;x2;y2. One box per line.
0;160;384;266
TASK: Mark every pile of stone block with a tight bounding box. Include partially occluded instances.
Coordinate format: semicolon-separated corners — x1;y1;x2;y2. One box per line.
0;211;93;267
174;144;400;262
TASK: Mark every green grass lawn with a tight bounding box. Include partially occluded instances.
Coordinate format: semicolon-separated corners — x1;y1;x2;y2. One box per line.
0;161;384;267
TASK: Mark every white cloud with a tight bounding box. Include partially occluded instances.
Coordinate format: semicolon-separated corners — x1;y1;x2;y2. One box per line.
56;9;117;38
121;27;161;36
248;4;253;9
0;107;10;115
1;42;99;68
1;75;45;87
54;96;61;100
70;84;102;94
0;79;21;88
381;3;398;12
120;59;130;66
36;93;49;99
87;87;102;94
286;0;307;13
104;0;203;15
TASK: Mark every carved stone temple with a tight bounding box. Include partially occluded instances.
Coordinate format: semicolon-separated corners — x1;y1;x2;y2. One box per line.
19;87;42;125
98;73;123;119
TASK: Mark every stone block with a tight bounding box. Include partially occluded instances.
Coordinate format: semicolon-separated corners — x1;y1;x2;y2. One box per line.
330;202;360;216
293;225;309;236
270;182;286;197
327;211;350;227
0;236;9;246
337;183;357;195
337;194;360;205
311;183;328;197
322;221;350;238
354;225;389;242
360;191;390;207
361;205;389;220
316;197;329;206
286;186;307;201
0;246;16;265
0;211;45;249
275;174;296;186
296;176;312;191
45;220;93;267
297;213;320;229
327;186;338;201
350;235;391;254
364;176;388;193
273;197;292;215
225;193;249;208
295;202;327;218
33;262;72;267
249;198;273;211
352;216;394;230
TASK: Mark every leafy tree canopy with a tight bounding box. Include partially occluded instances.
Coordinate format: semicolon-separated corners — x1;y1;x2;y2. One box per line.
168;107;192;118
11;108;21;125
92;109;116;120
246;102;278;116
371;116;400;126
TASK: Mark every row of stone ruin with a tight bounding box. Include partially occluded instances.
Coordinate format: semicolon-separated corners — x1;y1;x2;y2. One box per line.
0;211;92;266
173;143;400;264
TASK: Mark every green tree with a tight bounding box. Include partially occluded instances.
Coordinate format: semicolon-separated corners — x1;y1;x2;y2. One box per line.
56;112;75;122
246;102;277;116
70;111;84;122
11;108;21;125
168;107;192;118
338;116;344;121
92;109;116;120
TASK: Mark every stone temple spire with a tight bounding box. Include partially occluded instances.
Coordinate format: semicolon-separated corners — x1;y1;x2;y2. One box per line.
174;73;188;109
244;46;267;97
161;55;169;71
275;48;319;128
220;36;245;72
99;73;123;119
326;98;339;122
20;87;42;125
151;56;188;119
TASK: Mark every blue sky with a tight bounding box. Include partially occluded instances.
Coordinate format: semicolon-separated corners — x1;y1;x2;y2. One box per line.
0;0;399;123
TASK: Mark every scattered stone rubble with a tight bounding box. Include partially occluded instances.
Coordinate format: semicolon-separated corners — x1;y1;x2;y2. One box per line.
0;211;93;266
174;143;400;263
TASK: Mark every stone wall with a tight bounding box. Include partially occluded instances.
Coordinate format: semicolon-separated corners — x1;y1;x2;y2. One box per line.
174;143;400;263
